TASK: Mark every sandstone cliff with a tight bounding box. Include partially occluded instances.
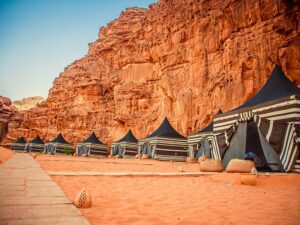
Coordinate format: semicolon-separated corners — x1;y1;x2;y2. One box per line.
13;96;45;111
3;0;300;145
0;96;17;143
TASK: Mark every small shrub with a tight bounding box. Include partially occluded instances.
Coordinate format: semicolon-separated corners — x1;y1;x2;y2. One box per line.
63;148;72;155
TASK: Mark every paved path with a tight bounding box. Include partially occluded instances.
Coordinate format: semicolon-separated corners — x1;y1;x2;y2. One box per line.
0;153;90;225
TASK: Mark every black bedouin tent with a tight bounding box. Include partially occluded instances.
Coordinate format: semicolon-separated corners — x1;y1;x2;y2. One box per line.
222;119;283;171
110;130;138;158
76;132;107;157
12;136;27;151
25;135;44;152
213;65;300;172
187;109;222;160
44;133;73;155
138;117;188;161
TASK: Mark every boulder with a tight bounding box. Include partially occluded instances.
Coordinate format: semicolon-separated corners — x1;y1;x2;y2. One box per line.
226;159;256;173
198;155;207;163
186;157;197;164
200;159;224;172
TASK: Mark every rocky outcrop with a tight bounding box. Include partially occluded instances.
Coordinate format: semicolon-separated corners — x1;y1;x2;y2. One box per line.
3;0;300;145
0;96;17;143
13;96;44;111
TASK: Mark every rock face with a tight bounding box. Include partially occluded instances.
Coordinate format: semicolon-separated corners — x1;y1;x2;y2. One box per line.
3;0;300;145
13;96;45;111
0;96;17;143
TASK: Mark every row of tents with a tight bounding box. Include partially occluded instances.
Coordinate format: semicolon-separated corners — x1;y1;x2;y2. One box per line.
12;65;300;173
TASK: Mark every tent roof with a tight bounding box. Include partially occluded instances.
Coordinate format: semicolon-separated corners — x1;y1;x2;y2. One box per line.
198;122;213;133
233;65;300;111
116;130;138;143
50;133;70;145
81;132;104;144
196;109;223;134
29;135;44;144
147;117;185;139
14;136;26;144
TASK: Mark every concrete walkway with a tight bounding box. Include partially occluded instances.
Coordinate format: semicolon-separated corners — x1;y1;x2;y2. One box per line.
0;153;90;225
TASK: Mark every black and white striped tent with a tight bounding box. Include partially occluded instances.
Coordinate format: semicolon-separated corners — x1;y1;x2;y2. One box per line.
25;135;44;153
12;136;27;151
187;110;222;160
138;117;188;161
44;133;73;155
110;130;138;158
213;65;300;172
76;132;107;157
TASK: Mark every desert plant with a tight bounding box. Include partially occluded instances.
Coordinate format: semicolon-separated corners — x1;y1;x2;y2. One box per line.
63;148;72;155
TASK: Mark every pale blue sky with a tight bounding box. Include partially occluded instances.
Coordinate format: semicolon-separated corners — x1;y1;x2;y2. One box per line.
0;0;155;101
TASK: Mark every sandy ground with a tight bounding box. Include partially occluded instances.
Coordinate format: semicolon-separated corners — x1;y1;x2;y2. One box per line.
36;154;201;172
0;146;14;164
35;154;300;225
52;175;300;225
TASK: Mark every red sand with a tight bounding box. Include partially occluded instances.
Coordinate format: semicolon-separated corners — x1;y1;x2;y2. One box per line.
36;154;201;172
36;155;300;225
0;146;14;164
52;175;300;225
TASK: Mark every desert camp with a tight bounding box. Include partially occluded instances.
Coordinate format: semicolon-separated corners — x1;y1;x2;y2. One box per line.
25;135;45;152
44;133;73;155
76;132;107;157
110;129;138;158
138;117;188;161
11;136;26;151
1;0;300;224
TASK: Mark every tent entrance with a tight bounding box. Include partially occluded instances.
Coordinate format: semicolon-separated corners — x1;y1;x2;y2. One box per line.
245;120;269;171
222;120;283;172
194;138;212;159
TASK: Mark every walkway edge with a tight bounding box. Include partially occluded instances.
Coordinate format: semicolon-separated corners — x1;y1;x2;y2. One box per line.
47;171;292;177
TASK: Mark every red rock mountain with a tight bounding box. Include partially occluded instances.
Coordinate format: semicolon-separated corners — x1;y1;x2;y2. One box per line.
3;0;300;145
13;96;45;111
